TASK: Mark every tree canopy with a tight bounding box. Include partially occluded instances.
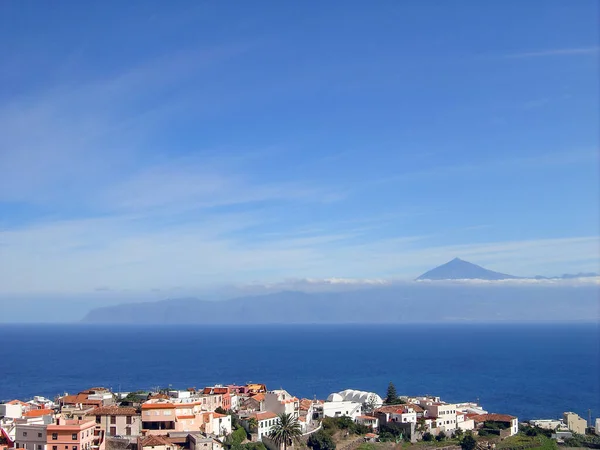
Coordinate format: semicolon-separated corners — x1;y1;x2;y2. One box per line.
307;429;336;450
385;382;398;404
460;433;477;450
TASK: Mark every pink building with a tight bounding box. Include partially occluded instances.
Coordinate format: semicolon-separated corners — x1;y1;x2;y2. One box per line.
46;420;96;450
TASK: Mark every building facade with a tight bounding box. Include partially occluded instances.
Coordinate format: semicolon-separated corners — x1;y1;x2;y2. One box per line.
87;406;141;437
15;424;47;450
46;420;96;450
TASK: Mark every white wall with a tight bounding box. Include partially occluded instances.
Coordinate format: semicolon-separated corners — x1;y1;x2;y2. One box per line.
322;402;362;420
0;404;23;419
212;416;232;437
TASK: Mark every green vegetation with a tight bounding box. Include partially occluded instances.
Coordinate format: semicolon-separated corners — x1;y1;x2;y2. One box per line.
215;406;228;415
563;433;600;448
307;429;336;450
436;431;447;442
269;413;303;450
459;433;477;450
322;417;371;436
378;422;409;443
422;433;433;442
225;426;249;449
496;433;558;450
356;444;376;450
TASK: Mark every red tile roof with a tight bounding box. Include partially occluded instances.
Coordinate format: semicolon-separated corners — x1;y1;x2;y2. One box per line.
176;415;195;419
60;394;102;406
88;406;138;416
473;414;516;423
140;435;173;447
357;415;377;420
213;413;227;418
250;394;265;402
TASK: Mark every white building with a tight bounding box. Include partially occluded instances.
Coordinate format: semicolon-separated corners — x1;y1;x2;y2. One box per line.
264;390;299;419
229;395;239;412
420;402;458;433
211;413;232;437
530;419;563;430
456;412;475;432
242;411;279;442
595;418;600;436
0;403;23;419
320;395;362;420
331;390;383;409
374;405;418;424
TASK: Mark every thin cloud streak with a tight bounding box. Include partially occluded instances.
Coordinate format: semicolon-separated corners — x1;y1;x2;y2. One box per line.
503;46;600;58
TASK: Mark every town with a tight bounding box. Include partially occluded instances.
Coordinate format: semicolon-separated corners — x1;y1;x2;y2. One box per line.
0;383;598;450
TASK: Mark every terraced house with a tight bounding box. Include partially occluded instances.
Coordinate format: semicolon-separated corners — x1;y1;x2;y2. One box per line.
87;406;141;437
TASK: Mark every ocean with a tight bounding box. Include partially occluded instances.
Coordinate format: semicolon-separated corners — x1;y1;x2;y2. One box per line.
0;323;598;421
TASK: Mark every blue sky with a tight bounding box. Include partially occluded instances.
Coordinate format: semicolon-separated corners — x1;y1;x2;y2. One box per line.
1;0;599;296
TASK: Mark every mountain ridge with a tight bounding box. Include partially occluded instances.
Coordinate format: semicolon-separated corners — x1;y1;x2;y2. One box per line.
415;258;519;281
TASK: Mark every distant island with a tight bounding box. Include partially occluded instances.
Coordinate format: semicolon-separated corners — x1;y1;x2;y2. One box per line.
81;259;599;325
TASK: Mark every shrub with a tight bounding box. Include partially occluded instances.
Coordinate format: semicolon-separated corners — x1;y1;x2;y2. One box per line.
436;431;447;441
460;433;477;450
423;432;433;442
307;429;336;450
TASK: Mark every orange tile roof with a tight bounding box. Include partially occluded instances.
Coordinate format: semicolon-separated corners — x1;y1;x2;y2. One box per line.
7;400;28;406
299;399;313;411
250;394;265;402
142;403;176;409
23;409;54;417
176;415;195;419
357;415;377;420
251;411;278;421
213;413;227;418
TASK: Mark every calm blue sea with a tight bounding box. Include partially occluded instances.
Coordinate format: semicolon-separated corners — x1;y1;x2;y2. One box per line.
0;324;598;421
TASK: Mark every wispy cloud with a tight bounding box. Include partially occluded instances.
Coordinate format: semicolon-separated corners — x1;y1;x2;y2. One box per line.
503;46;600;58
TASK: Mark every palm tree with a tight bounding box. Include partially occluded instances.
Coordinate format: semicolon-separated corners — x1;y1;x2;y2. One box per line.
269;413;302;450
248;417;258;434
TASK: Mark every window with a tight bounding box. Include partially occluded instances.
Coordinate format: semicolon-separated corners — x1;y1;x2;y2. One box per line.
96;416;101;424
73;446;78;450
125;427;131;436
110;427;116;436
72;434;77;440
126;416;132;425
38;433;42;438
23;432;28;437
52;434;58;441
38;445;42;450
110;416;116;425
53;446;58;450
